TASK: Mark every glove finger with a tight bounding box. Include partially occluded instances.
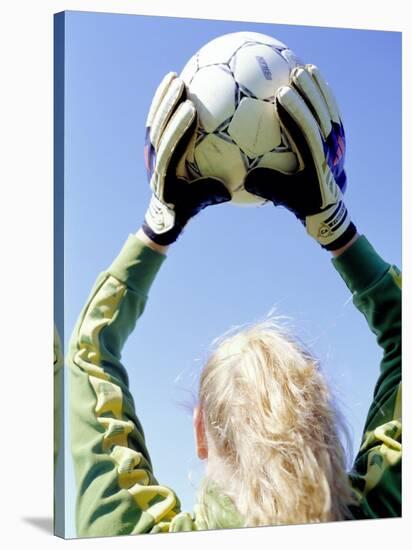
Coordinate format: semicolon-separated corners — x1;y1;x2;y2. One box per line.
307;64;342;125
157;174;230;213
154;100;196;201
276;87;340;209
146;72;176;129
148;74;185;150
303;65;346;182
244;166;317;219
276;85;324;168
145;73;178;181
188;176;232;209
244;166;290;202
290;65;332;140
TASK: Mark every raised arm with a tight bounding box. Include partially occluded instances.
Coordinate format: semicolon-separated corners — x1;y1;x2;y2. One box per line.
69;234;174;537
68;73;230;538
331;234;401;518
243;64;401;518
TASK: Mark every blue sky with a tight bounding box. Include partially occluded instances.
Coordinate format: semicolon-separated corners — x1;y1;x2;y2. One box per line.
58;11;401;537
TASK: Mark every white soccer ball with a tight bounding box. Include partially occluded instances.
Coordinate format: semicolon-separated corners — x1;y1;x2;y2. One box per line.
177;31;302;206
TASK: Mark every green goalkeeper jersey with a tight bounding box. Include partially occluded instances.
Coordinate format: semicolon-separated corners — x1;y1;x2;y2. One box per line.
68;235;401;537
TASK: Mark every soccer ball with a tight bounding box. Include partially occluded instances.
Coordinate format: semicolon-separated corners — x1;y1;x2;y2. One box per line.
177;32;302;206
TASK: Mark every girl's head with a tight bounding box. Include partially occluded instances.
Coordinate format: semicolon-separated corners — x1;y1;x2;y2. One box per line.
193;318;355;528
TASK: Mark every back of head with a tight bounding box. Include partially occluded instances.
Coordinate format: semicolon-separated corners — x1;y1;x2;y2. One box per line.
196;318;355;528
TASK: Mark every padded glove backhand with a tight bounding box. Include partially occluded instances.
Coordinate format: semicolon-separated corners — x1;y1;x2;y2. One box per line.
244;64;357;250
142;72;231;245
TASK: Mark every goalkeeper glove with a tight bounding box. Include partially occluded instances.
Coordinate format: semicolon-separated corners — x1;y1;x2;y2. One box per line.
142;72;231;245
244;64;357;250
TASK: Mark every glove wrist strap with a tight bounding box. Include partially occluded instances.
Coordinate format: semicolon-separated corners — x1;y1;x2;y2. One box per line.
142;194;182;245
305;200;356;250
322;221;357;251
141;219;183;246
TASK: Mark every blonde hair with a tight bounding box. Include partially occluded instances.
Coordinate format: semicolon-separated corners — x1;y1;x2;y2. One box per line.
196;318;356;528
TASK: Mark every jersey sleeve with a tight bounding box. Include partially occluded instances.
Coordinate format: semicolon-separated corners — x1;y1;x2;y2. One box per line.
68;234;184;537
331;235;401;518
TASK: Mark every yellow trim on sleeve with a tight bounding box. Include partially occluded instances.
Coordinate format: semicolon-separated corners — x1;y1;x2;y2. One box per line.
358;384;402;496
128;483;177;523
73;274;180;532
389;266;402;289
